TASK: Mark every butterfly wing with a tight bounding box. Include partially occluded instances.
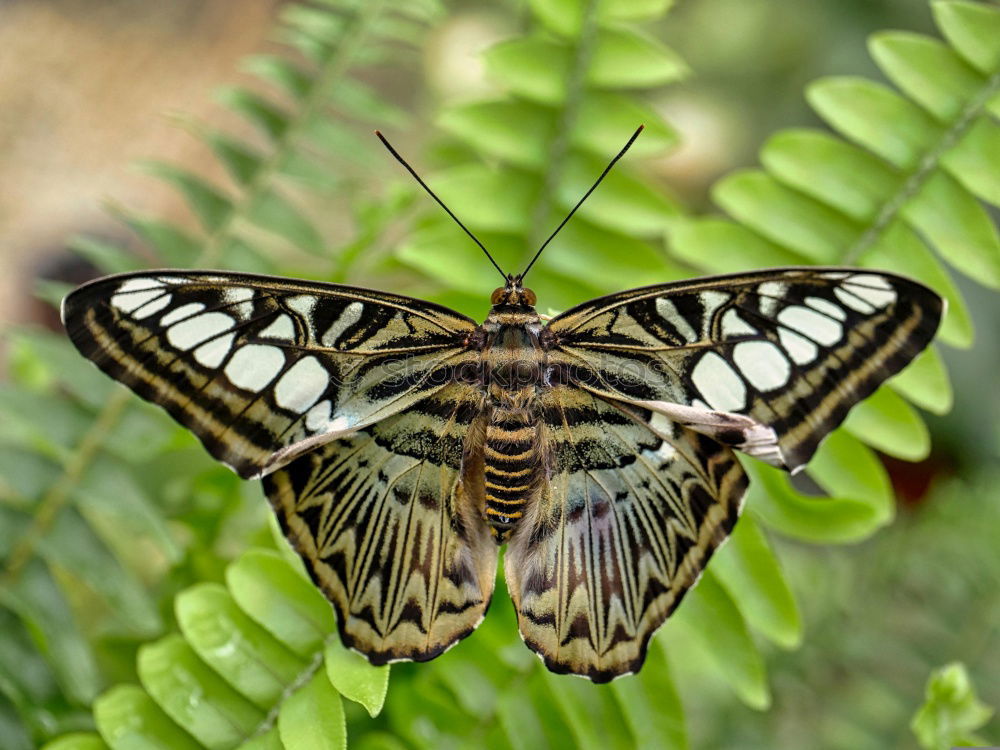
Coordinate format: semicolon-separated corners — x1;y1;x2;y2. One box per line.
62;271;478;478
545;268;943;471
263;382;496;663
504;386;746;682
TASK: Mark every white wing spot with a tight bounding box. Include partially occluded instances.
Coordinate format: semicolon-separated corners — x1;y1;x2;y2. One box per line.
733;341;792;391
691;351;747;412
223;287;255;319
260;314;295;341
274;356;329;413
305;399;332;432
225;344;285;392
655;297;697;342
777;305;842;346
322;302;364;347
805;296;847;321
110;278;165;313
845;274;897;308
721;308;757;337
167;312;235;351
194;333;235;368
757;281;786;316
132;294;172;320
161;302;205;327
778;327;819;365
286;295;317;318
834;286;876;314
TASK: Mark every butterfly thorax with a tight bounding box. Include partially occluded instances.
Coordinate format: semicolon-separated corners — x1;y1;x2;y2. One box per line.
479;287;546;542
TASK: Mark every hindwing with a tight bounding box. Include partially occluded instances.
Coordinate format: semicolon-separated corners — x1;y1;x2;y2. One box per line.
263;382;495;663
546;268;943;471
504;387;746;682
62;271;477;478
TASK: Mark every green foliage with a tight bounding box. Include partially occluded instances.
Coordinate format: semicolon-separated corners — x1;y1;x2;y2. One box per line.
6;0;1000;748
0;1;438;747
911;662;995;750
670;0;1000;560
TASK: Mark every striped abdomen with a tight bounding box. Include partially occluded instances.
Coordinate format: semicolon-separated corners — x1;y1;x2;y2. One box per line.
484;412;540;541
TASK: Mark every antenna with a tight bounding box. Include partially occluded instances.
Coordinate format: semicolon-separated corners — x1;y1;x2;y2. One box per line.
375;131;506;281
520;125;644;281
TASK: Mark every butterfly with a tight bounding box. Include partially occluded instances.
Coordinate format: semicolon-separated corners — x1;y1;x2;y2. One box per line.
62;127;943;682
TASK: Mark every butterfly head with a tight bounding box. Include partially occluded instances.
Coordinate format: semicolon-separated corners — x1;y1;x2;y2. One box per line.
491;274;537;308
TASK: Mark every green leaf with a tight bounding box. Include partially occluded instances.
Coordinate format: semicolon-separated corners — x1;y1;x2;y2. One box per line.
138;634;265;746
670;571;770;709
324;640;389;718
529;0;674;36
204;131;265;187
911;662;995;750
544;219;686;291
589;29;688;88
573;92;677;159
94;685;201;750
249;189;325;254
541;672;634;750
889;345;953;415
712;169;858;263
844;385;931;461
712;515;802;649
668;218;810;273
902;171;1000;288
277;669;345;750
40;733;109;750
429;164;537;234
746;462;885;543
40;508;161;637
68;236;144;275
760;129;902;223
438;100;554;169
942;116;1000;208
119;214;201;266
932;1;1000;74
137;161;234;233
807;429;894;523
807;77;941;169
483;37;569;106
0;560;100;704
175;584;309;710
217;87;290;142
225;550;335;659
243;55;312;100
869;32;983;122
559;153;680;235
609;646;686;750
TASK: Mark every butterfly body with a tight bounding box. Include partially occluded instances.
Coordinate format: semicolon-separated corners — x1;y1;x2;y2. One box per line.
63;266;942;681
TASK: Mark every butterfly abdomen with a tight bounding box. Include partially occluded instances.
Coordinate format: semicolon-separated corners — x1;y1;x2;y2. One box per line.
483;413;540;541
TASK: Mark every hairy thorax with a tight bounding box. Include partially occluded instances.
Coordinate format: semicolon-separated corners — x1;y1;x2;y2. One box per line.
478;306;546;541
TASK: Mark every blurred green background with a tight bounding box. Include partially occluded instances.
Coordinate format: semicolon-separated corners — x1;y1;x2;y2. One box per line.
0;1;997;749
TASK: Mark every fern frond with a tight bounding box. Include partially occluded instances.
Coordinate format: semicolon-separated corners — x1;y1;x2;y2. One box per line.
668;0;1000;556
2;1;441;745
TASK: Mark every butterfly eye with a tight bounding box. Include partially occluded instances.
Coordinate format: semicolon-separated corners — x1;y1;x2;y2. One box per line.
522;288;537;306
490;287;507;304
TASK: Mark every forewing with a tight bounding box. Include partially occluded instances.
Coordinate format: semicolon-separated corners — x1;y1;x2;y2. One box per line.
263;382;496;664
504;387;746;683
62;270;477;477
546;268;943;471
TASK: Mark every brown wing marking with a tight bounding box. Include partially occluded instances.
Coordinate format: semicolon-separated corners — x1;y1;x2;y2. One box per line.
504;386;746;682
263;383;496;663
